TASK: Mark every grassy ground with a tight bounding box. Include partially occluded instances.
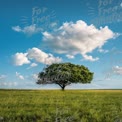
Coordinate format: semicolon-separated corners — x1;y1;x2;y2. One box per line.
0;89;122;122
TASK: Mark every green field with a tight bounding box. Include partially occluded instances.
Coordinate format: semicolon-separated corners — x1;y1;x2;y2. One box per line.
0;90;122;122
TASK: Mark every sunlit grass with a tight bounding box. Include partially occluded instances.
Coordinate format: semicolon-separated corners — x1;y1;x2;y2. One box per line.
0;89;122;122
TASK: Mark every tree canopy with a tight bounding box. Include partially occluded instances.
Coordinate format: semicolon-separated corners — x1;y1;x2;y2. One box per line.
37;63;94;90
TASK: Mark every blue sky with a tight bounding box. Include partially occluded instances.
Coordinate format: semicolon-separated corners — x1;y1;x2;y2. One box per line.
0;0;122;89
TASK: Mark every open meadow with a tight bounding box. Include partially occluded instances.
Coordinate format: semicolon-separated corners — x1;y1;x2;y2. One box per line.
0;90;122;122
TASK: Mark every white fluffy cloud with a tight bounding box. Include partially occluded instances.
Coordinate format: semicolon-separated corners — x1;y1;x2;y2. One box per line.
27;48;62;65
42;20;118;61
30;63;38;67
0;75;7;80
66;54;75;59
13;47;62;66
12;24;42;35
16;72;24;80
27;63;38;69
98;48;109;53
32;74;38;80
113;66;122;75
0;82;17;87
13;53;30;66
82;54;99;61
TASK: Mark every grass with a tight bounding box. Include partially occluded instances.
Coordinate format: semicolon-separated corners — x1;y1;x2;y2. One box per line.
0;89;122;122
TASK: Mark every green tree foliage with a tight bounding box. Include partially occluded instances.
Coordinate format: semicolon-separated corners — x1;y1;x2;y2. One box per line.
37;63;93;90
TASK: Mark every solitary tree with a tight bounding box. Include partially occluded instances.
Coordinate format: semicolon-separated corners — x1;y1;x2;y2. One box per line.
37;63;93;90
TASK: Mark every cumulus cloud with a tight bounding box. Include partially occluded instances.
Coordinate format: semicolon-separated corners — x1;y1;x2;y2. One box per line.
12;24;42;35
0;75;7;80
12;26;21;32
66;54;75;59
104;66;122;80
32;74;38;80
27;48;62;65
98;48;109;53
13;47;62;66
13;53;30;66
30;63;38;67
0;81;17;87
27;63;38;69
82;54;99;61
42;20;118;61
113;66;122;75
50;22;58;27
16;72;24;80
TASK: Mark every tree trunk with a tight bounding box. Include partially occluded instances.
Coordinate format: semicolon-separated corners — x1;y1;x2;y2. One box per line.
61;85;65;91
56;82;66;91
